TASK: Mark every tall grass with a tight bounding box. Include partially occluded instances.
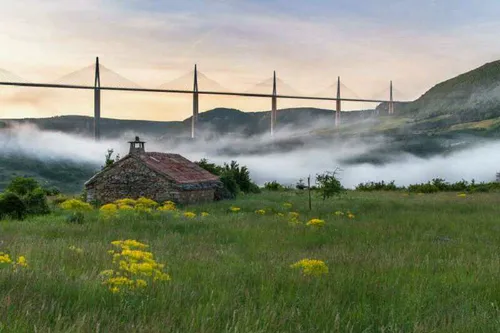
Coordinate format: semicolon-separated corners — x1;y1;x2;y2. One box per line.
1;191;500;332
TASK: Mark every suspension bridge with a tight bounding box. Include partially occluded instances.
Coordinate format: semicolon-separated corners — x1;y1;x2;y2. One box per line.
0;57;408;140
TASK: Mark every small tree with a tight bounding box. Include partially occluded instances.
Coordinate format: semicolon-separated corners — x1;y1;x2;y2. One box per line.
7;177;39;196
103;149;115;170
315;168;344;200
0;192;27;220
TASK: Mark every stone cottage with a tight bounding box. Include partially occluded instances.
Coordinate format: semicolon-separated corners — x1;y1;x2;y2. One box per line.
84;137;221;204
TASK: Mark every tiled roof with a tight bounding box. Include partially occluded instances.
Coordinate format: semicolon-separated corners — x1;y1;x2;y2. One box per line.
137;152;219;184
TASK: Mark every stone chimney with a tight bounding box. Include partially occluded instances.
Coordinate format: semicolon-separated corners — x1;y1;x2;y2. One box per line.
128;136;146;155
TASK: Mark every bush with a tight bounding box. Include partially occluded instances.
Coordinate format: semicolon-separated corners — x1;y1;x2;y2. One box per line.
25;187;50;215
264;181;284;191
7;177;39;196
356;180;401;191
0;192;27;220
196;159;260;198
316;169;344;200
296;179;307;190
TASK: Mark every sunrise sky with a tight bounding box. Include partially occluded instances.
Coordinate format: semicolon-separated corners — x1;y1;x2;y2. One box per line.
1;0;500;121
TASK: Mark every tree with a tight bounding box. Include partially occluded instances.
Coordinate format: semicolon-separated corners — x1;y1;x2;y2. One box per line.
103;149;115;170
6;177;40;196
0;192;27;220
315;168;344;200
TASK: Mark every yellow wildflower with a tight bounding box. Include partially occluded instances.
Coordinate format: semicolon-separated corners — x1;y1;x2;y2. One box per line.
114;198;137;207
0;252;12;265
136;279;148;288
136;197;158;208
99;204;118;220
60;199;93;212
255;209;266;215
457;193;467;198
347;213;355;219
15;256;28;268
229;206;241;212
290;259;329;276
118;204;134;211
334;211;344;216
277;213;285;217
283;202;293;208
306;218;325;228
201;212;210;217
183;212;196;219
68;245;84;254
289;212;300;219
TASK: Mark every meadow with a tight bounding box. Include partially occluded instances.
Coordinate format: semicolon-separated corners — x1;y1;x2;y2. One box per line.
1;191;500;332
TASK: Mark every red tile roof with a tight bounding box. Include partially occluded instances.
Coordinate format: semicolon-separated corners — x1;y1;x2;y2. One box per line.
137;152;219;184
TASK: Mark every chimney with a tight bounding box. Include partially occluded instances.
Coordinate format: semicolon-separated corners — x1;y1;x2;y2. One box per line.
128;136;146;155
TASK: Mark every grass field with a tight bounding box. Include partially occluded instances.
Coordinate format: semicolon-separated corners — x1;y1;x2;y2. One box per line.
1;191;500;332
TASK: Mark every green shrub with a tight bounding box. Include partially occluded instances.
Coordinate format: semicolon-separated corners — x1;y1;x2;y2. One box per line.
356;180;402;191
25;187;50;215
0;192;27;220
7;177;39;196
316;169;344;200
264;181;284;191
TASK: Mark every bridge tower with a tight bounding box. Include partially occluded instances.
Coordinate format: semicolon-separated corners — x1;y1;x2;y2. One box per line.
335;76;341;127
94;57;101;141
389;80;394;115
192;64;199;139
271;71;277;136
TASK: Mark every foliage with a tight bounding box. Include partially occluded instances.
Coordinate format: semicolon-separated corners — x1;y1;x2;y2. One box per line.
103;149;115;170
6;177;40;196
315;169;344;200
0;192;27;220
306;218;325;228
60;199;93;212
407;178;500;193
196;159;260;199
295;178;307;190
24;187;50;215
264;181;284;191
356;180;401;191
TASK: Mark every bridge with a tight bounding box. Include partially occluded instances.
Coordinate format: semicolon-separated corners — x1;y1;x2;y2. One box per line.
0;57;408;140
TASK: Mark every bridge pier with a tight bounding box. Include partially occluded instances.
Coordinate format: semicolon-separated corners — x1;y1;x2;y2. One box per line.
192;64;199;139
94;57;101;141
271;71;277;136
388;80;394;115
335;76;341;127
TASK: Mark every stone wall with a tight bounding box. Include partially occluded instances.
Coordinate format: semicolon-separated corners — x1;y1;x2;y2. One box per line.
85;157;217;205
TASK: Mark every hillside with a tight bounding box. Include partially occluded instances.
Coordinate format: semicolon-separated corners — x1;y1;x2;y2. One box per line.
377;60;500;135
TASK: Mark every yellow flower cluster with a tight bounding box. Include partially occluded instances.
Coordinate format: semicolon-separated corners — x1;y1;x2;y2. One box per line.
334;211;355;219
60;199;93;212
306;218;325;228
457;193;467;198
101;239;170;294
290;259;328;277
100;203;118;220
183;212;196;219
201;212;210;217
157;201;176;212
289;212;301;225
283;202;293;208
68;245;84;254
114;198;137;207
0;252;28;269
255;209;266;215
229;206;241;212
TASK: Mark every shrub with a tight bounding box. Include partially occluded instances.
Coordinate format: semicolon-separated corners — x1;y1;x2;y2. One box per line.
296;179;307;190
316;169;344;200
0;192;27;220
6;177;39;196
25;187;50;215
356;180;401;191
196;159;260;198
264;181;284;191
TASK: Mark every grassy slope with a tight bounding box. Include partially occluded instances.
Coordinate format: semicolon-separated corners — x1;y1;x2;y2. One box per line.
2;191;500;332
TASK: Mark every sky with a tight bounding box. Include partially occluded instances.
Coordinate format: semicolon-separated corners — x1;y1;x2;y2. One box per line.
1;0;500;121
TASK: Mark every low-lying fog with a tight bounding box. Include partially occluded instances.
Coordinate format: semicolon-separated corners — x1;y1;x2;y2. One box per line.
1;123;499;188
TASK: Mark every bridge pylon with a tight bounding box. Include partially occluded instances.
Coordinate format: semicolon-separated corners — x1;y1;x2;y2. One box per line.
388;80;394;115
335;76;341;127
94;57;101;141
271;71;277;136
192;64;199;139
